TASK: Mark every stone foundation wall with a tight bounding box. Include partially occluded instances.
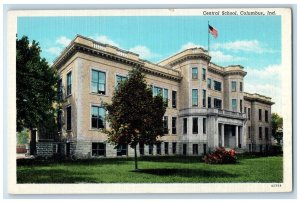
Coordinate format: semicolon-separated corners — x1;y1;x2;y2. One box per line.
69;140;210;158
36;142;55;157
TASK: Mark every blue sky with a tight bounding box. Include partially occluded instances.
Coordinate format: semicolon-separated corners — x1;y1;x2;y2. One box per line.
17;15;282;114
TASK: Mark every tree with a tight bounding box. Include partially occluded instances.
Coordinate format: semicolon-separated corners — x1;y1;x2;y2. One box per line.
104;68;166;170
16;36;58;132
271;113;283;144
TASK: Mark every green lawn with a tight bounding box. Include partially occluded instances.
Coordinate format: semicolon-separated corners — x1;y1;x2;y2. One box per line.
17;155;283;183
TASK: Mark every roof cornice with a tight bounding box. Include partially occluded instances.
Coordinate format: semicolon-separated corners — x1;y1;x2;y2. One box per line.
166;53;211;67
52;42;182;82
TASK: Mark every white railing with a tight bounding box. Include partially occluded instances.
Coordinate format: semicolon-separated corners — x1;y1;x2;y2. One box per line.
117;51;127;57
180;108;247;119
93;42;107;51
217;109;246;118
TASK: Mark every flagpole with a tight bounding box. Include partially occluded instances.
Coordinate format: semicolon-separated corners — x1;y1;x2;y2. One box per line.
208;21;210;56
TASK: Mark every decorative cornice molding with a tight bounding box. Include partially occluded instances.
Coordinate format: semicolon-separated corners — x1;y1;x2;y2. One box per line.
53;43;182;82
167;54;211;67
224;70;247;77
244;95;275;105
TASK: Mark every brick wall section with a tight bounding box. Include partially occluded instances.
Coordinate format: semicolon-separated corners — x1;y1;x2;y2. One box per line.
36;142;54;157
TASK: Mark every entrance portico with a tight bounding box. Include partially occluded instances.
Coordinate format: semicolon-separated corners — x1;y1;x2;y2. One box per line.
218;124;243;148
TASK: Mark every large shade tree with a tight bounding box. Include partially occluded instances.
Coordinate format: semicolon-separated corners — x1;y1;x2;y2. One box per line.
271;113;283;144
104;68;166;170
17;36;58;135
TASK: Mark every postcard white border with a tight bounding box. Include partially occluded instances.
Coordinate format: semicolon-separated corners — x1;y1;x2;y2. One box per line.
7;8;292;194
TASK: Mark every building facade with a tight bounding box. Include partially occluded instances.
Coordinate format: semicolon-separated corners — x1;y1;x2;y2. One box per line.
43;35;274;158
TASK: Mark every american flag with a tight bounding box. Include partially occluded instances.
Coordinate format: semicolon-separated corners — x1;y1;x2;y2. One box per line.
209;24;218;38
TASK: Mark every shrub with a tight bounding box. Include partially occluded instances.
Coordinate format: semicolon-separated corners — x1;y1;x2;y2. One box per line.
203;147;237;164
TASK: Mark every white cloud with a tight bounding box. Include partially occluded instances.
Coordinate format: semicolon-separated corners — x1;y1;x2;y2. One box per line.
56;36;71;47
90;35;119;47
213;40;275;53
45;47;62;56
180;42;206;51
244;64;283;115
210;50;246;63
129;45;159;59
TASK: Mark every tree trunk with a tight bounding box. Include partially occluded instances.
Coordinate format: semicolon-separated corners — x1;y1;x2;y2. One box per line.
134;145;138;170
30;128;37;155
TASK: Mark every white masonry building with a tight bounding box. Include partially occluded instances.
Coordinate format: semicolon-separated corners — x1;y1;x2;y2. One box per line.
37;35;274;158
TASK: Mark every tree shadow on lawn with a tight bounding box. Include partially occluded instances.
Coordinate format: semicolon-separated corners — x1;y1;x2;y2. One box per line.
132;168;238;178
17;168;99;183
139;156;204;164
17;157;131;167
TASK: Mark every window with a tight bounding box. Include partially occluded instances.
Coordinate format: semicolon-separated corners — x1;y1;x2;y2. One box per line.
139;143;144;156
117;144;127;156
192;89;198;106
265;110;269;122
208;97;211;108
202;68;206;80
193;144;198;155
214;81;222;91
203;144;207;155
183;118;187;134
115;75;127;89
163;116;168;134
192;67;198;79
259;127;262;139
207;78;212;89
260;145;263;153
163;88;168;107
183;144;187;155
57;78;63;100
92;143;106;156
265;128;269;140
91;106;105;129
66;106;71;130
259;109;262;121
214;99;222;109
240;100;243;113
153;86;162;96
202;89;206;107
156;143;161;155
232;99;237;111
172;117;177;134
248;108;251;120
67;72;72;96
172;142;176;154
57;109;62;132
203;118;206;134
240;82;243;92
154;86;168;107
192;117;198;134
164;142;169;155
172;91;177;108
149;144;153;155
244;107;247;114
231;81;236;92
91;70;106;94
248;126;251;139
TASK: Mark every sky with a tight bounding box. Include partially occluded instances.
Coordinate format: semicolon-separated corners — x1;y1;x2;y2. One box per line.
17;15;282;115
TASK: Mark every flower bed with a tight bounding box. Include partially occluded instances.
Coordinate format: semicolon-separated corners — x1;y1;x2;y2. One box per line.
203;147;237;164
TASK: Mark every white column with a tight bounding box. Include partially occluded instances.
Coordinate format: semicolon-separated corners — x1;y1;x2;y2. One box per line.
242;123;246;148
235;125;239;148
221;124;225;147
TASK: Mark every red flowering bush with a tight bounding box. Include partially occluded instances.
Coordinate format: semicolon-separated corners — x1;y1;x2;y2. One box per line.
203;147;237;164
